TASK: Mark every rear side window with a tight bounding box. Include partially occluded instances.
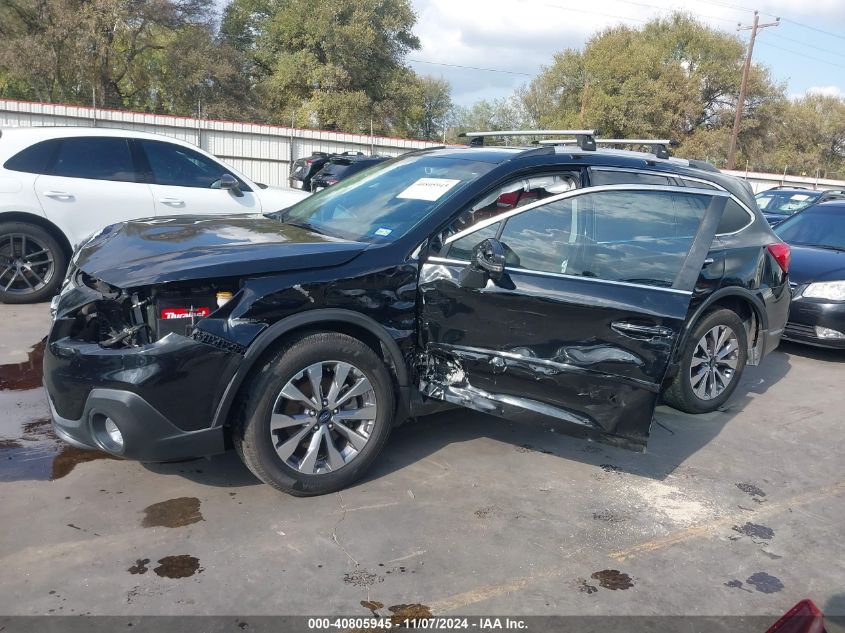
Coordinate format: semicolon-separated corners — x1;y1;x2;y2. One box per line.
53;137;137;182
3;139;59;174
496;190;711;288
716;199;752;234
590;169;673;186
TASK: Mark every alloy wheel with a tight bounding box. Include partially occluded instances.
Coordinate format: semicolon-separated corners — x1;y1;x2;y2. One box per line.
0;233;55;296
689;324;740;401
269;361;377;475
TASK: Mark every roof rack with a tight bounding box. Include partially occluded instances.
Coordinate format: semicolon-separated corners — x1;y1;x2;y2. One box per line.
459;129;599;151
537;138;679;159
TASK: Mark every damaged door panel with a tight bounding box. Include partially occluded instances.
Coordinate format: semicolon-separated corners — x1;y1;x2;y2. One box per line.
419;186;728;450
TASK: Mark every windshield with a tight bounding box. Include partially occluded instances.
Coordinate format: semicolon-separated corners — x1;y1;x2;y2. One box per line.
755;190;822;215
774;205;845;250
282;154;495;242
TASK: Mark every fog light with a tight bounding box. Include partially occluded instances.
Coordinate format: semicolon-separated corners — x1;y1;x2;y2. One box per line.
814;326;845;340
104;418;124;448
92;414;125;453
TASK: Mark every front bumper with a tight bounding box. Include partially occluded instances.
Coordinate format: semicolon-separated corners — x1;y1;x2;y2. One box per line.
783;296;845;349
48;388;225;461
45;324;241;461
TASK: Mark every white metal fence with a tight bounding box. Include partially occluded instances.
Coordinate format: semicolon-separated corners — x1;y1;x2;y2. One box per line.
0;99;437;187
2;99;844;192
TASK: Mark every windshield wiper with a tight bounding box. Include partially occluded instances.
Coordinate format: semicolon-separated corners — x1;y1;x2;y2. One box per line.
284;218;329;235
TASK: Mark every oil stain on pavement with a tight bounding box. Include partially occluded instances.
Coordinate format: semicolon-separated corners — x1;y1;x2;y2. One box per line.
153;555;202;579
590;570;634;590
745;572;784;593
732;522;775;540
142;497;204;528
128;559;151;575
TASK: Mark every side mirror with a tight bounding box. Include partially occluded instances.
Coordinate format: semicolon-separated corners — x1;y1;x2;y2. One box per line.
472;238;506;280
459;238;506;288
217;173;244;197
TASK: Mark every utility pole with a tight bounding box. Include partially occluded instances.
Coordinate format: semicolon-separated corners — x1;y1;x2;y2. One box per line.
726;10;779;170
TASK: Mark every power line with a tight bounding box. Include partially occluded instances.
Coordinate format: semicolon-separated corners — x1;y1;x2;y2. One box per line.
778;17;845;43
697;0;845;43
769;32;845;60
756;40;845;71
408;60;533;76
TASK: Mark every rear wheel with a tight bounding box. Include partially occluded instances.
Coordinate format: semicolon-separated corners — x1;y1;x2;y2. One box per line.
233;332;394;496
0;222;67;304
663;308;748;414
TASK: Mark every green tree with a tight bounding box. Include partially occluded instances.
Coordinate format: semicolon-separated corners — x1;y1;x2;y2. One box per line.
221;0;421;132
520;13;786;166
451;95;528;143
405;75;453;141
765;94;845;178
0;0;247;116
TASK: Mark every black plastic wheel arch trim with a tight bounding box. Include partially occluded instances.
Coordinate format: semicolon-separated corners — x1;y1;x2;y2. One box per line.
209;309;410;429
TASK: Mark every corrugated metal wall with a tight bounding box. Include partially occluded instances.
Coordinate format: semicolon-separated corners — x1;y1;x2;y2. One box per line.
0;99;437;187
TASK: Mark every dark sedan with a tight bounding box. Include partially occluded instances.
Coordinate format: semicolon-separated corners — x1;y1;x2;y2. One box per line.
755;187;845;226
775;201;845;349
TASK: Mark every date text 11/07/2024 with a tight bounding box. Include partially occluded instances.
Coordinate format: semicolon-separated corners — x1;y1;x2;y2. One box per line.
306;616;528;630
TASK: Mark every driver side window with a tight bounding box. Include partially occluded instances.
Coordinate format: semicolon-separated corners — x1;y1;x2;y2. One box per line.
432;171;580;257
139;140;250;191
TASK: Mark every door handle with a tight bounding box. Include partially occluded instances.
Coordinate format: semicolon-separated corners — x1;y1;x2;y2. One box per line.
159;198;185;207
43;191;74;200
703;257;715;265
611;321;674;339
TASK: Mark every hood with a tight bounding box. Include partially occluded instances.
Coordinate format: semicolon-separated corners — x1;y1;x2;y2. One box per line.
787;244;845;285
74;215;368;288
256;185;310;212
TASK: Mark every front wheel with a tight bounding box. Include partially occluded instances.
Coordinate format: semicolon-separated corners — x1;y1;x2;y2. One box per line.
663;308;748;414
233;332;395;496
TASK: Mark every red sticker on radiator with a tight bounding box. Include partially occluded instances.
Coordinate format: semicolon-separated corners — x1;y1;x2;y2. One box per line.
160;307;210;320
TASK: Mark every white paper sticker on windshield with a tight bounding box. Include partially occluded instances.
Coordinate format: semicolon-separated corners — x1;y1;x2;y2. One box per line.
791;194;810;201
374;227;392;236
397;178;461;201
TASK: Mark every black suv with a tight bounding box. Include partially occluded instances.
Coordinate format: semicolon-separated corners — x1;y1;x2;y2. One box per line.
311;155;389;191
289;151;363;191
44;134;791;495
755;186;845;226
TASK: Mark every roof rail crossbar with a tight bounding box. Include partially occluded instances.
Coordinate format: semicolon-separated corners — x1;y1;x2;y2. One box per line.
538;137;679;159
459;129;598;151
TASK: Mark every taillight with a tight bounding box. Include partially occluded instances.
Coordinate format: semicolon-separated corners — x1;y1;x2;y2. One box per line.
768;242;791;273
765;599;824;633
327;179;338;186
305;160;313;165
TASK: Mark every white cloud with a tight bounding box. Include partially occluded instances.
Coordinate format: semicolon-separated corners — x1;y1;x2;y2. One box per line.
807;85;843;98
408;0;845;105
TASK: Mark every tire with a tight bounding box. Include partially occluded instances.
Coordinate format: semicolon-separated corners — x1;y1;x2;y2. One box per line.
663;308;748;414
233;331;395;496
0;222;67;304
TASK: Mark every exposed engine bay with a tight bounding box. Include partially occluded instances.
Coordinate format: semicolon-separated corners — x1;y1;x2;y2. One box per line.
56;270;238;349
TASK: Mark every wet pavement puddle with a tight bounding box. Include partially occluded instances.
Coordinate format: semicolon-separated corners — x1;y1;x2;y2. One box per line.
0;340;45;391
0;418;118;482
0;339;118;481
142;497;204;528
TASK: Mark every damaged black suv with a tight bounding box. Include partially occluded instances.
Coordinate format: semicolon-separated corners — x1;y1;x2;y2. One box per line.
44;132;791;495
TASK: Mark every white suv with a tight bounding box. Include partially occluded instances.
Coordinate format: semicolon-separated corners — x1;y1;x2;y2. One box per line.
0;127;309;303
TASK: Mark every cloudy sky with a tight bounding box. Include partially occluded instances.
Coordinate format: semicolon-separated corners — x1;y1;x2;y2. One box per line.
405;0;845;106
